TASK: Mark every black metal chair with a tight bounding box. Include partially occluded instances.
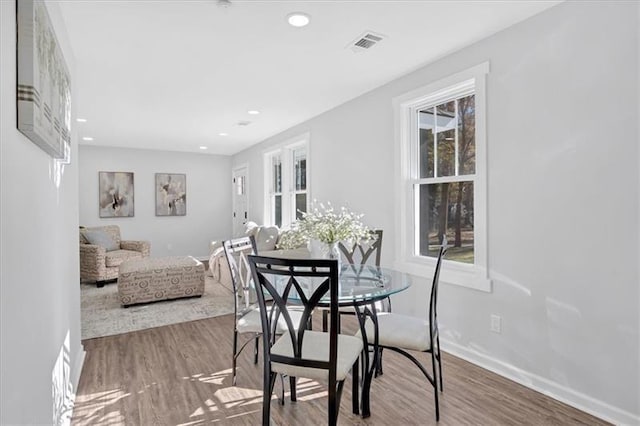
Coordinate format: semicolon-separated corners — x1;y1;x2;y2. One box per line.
248;255;363;426
357;245;447;421
322;230;385;329
322;230;387;374
338;229;383;274
222;236;261;386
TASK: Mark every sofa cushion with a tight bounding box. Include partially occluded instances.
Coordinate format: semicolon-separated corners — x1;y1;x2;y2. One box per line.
256;226;279;252
105;249;143;267
260;247;309;259
244;221;259;237
82;229;119;252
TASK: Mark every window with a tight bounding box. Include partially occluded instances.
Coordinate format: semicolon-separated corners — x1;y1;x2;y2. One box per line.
292;146;308;221
395;63;491;291
265;135;309;228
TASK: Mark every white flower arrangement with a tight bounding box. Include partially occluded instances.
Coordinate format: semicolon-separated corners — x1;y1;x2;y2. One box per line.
277;201;371;250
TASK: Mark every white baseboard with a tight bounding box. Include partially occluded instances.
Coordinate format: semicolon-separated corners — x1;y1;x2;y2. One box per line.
71;347;86;393
67;347;86;426
441;339;639;426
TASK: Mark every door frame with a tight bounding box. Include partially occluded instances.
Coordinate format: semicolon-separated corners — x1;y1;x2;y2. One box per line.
232;164;249;236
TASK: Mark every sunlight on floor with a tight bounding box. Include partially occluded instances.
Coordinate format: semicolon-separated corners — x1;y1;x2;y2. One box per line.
72;388;130;425
290;378;327;401
184;368;232;385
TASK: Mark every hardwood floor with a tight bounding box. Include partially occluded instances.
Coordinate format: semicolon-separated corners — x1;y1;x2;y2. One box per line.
72;314;608;425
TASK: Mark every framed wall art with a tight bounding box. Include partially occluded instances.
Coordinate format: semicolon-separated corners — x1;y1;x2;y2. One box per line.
17;0;71;159
155;173;186;216
99;172;134;218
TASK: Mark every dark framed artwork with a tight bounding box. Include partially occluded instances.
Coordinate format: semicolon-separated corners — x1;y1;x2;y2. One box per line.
155;173;186;216
16;0;71;160
99;172;134;218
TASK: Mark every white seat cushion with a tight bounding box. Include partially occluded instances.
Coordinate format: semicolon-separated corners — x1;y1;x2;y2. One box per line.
319;299;387;314
270;331;363;381
237;309;263;334
356;312;431;352
237;307;305;335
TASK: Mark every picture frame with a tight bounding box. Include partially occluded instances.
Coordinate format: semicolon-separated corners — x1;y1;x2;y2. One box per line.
155;173;186;216
99;172;134;218
16;0;71;160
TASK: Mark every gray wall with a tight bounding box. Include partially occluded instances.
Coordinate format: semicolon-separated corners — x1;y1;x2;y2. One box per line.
232;1;639;423
79;146;233;258
0;1;83;424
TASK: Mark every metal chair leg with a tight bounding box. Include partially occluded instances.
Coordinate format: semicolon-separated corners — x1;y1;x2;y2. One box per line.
431;350;440;421
254;335;260;364
232;330;238;386
436;334;444;392
290;376;297;402
352;357;360;415
279;374;285;405
375;348;384;377
262;371;276;426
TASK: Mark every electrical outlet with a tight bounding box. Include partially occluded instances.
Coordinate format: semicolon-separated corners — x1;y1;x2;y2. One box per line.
167;243;173;251
490;314;502;333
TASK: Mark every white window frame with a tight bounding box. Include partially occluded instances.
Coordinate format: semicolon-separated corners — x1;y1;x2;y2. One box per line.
393;62;491;292
264;133;310;228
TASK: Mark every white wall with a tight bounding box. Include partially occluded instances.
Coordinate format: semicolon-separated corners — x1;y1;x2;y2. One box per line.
1;1;83;424
79;146;232;258
232;1;639;423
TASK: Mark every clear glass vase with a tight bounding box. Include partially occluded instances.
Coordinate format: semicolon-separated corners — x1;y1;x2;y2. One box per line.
328;242;342;274
308;239;342;272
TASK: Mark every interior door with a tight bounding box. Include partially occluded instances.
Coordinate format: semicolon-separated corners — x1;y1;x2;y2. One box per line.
232;166;248;236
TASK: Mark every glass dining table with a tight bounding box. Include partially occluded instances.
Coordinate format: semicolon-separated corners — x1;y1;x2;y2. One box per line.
266;264;412;418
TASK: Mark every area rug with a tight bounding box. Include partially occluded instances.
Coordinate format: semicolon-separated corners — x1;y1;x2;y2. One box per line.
81;275;235;340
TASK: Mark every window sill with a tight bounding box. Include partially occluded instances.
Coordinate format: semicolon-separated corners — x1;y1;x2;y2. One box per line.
393;259;492;292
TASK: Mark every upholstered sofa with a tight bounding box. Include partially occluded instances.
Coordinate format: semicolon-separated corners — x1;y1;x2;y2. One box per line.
209;223;307;291
80;225;150;287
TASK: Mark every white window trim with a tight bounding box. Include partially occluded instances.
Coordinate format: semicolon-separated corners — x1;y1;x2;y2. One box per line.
263;132;311;228
393;62;492;292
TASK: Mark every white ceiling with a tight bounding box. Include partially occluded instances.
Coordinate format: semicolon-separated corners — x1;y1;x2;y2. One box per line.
59;0;560;155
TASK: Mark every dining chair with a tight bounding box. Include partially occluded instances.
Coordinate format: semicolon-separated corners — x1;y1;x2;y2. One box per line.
323;230;387;374
357;245;447;421
322;230;385;329
247;255;363;426
222;236;261;386
338;229;383;274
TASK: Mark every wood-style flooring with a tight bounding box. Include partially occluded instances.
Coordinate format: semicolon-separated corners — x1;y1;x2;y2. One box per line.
71;314;608;425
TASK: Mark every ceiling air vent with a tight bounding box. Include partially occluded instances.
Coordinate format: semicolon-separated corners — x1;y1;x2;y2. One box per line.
237;120;251;126
348;31;385;52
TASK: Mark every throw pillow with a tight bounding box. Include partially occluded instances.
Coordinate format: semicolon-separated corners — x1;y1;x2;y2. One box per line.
256;226;279;252
244;221;259;237
82;229;119;252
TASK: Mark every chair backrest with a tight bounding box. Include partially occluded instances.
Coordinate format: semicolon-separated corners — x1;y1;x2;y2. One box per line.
429;246;447;341
248;255;340;380
223;236;258;315
338;229;383;272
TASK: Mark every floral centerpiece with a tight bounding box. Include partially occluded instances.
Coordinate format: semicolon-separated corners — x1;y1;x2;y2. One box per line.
277;202;371;258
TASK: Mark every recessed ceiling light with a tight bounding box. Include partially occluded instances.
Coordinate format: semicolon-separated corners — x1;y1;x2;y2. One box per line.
76;118;87;123
287;12;310;28
82;137;94;141
199;146;208;150
247;110;260;115
219;132;229;136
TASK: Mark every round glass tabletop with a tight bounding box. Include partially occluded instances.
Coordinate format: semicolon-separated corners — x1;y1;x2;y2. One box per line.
261;264;412;306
